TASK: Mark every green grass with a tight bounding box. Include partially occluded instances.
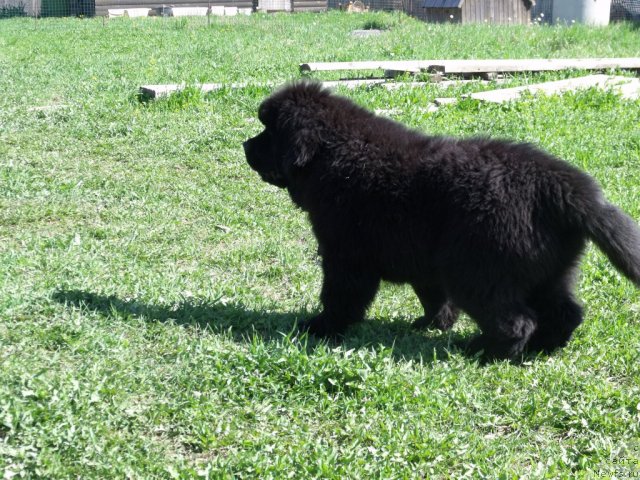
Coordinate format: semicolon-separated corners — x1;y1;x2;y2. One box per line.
1;13;640;479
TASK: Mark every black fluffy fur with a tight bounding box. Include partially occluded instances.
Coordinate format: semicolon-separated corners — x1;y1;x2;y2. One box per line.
243;82;640;360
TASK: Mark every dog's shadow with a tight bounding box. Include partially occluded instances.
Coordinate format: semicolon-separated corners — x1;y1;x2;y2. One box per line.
52;289;475;364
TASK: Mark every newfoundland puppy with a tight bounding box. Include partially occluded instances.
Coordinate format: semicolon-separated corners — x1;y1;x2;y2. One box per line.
243;82;640;359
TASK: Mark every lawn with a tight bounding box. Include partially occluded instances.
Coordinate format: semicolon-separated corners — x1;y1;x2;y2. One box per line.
1;12;639;479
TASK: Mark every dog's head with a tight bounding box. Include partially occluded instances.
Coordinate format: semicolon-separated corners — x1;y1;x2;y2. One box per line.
243;82;329;189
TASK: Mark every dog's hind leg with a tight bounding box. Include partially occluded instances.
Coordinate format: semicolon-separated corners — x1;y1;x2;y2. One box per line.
411;284;459;331
299;259;380;338
465;304;538;360
527;269;584;354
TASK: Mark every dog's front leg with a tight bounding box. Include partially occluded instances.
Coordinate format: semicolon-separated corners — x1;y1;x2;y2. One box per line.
299;258;380;338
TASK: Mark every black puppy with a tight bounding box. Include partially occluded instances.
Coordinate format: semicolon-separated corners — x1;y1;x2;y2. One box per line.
243;82;640;359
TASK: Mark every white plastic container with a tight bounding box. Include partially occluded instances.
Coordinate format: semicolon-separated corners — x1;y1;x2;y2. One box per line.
125;8;151;17
553;0;612;26
168;6;209;16
258;0;291;11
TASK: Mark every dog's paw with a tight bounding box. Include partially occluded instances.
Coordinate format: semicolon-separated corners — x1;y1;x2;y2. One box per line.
297;314;345;339
462;334;528;362
412;310;457;331
412;315;437;330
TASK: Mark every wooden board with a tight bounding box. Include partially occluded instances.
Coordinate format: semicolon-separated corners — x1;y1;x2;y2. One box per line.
430;58;640;74
322;79;498;89
139;83;266;98
139;78;501;99
300;60;433;73
616;78;640;100
300;57;640;74
468;75;640;103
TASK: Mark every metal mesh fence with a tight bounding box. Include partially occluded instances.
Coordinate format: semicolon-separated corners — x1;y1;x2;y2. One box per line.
0;0;335;16
327;0;401;11
611;0;640;20
0;0;296;18
0;0;97;16
530;0;551;22
532;0;640;23
1;0;30;17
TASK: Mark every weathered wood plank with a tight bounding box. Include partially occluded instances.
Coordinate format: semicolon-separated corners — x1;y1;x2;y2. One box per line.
300;60;432;73
468;75;640;102
139;78;504;99
430;58;640;74
616;78;640;100
323;79;503;90
300;58;640;74
139;83;264;98
428;75;640;106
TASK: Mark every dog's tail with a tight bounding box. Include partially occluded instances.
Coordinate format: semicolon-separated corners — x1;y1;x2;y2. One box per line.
581;199;640;286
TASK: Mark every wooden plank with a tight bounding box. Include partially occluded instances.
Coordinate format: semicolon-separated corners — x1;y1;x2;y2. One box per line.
300;57;640;74
138;80;419;98
139;78;504;99
323;79;503;90
139;83;262;98
429;58;640;74
300;60;435;73
616;78;640;99
433;75;640;106
469;75;638;102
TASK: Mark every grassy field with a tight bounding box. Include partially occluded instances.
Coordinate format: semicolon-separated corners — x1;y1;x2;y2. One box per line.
1;12;640;478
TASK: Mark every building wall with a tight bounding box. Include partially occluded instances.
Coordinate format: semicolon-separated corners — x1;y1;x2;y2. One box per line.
412;0;532;24
463;0;531;24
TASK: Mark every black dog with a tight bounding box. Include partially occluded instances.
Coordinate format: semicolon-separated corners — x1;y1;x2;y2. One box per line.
243;82;640;359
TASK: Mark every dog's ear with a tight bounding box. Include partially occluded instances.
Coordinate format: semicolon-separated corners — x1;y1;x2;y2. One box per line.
290;128;319;167
260;82;327;168
258;99;277;127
